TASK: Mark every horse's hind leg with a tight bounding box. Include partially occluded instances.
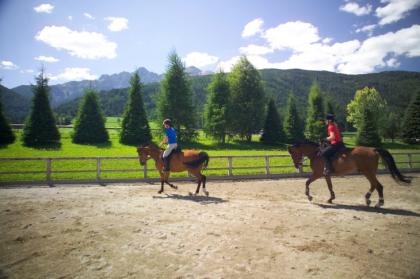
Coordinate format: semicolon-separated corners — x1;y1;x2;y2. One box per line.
201;175;209;196
375;181;384;208
325;176;335;203
305;176;316;201
362;172;385;207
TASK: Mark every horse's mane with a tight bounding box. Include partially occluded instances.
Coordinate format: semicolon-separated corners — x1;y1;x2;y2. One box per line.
292;140;320;147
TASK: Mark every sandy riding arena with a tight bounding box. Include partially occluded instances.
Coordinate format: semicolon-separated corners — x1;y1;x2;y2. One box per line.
1;175;419;279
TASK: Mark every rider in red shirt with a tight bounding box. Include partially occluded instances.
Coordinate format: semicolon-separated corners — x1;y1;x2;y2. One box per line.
321;114;345;176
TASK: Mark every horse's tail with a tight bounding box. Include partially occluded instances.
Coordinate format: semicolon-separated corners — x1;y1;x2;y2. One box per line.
183;152;209;169
375;148;411;184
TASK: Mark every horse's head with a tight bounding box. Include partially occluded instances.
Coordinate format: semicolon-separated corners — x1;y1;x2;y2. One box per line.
288;144;304;170
288;141;320;170
137;144;153;166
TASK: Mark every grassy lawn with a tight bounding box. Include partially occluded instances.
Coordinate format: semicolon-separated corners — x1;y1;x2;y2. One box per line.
0;125;419;183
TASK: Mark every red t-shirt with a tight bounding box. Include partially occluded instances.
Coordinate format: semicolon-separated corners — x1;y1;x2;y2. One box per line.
328;123;342;144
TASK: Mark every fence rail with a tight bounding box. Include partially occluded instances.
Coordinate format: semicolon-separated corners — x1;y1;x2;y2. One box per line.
0;153;419;186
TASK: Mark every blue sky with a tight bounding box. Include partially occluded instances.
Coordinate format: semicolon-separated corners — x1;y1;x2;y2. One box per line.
1;0;420;88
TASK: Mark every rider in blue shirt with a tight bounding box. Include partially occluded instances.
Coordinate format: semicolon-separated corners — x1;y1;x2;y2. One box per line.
161;119;177;172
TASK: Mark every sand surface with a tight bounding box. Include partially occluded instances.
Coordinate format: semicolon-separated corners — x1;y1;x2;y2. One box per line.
1;175;420;279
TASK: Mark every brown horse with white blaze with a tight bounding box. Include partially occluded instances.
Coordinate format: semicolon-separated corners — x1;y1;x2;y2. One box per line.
137;143;210;195
288;141;411;207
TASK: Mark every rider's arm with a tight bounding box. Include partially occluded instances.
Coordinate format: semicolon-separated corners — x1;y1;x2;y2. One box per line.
161;136;168;145
327;131;335;142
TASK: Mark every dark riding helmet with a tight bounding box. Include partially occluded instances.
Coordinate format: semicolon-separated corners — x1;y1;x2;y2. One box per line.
163;119;172;126
326;113;335;121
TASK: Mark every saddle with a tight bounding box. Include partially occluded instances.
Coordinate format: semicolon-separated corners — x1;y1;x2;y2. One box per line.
165;146;182;160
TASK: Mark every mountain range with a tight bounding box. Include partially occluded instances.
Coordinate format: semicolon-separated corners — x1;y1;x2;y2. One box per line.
1;67;420;126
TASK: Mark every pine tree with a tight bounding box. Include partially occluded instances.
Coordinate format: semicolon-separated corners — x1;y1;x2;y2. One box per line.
228;56;265;142
283;94;304;143
0;98;15;146
120;71;152;145
72;88;109;144
304;81;326;141
260;99;285;145
356;107;382;147
402;90;420;144
326;99;335;115
22;70;60;148
204;71;230;143
157;51;196;142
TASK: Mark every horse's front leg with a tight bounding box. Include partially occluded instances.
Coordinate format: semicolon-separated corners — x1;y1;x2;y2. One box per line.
305;176;315;201
325;176;335;203
158;173;165;194
163;172;177;190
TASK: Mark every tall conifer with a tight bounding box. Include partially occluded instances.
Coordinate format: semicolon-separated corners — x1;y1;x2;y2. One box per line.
260;99;285;145
356;107;382;147
402;90;420;144
283;94;304;143
120;72;152;145
304;81;326;141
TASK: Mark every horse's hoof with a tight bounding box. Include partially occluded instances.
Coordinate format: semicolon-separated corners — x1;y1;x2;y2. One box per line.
307;196;313;202
327;199;334;204
375;200;384;208
188;192;193;196
204;191;209;197
366;199;371;206
158;190;163;194
173;185;178;190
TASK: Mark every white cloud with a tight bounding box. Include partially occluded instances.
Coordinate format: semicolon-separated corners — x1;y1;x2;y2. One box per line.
217;56;241;72
376;0;420;25
68;16;73;21
183;52;219;67
322;37;333;44
242;18;264;38
355;24;377;36
34;3;54;14
337;25;420;74
277;40;361;72
35;25;117;59
49;68;98;82
0;61;18;70
105;17;128;32
84;13;95;20
34;55;59;63
20;69;35;74
386;57;400;67
340;2;372;16
239;44;273;55
263;21;320;51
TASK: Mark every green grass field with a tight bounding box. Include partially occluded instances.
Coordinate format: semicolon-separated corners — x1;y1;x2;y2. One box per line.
1;119;419;183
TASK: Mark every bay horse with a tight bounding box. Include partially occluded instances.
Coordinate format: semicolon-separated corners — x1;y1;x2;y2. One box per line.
288;141;411;207
137;143;210;195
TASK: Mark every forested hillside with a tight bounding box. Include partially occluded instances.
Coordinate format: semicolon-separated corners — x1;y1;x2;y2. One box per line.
2;69;420;127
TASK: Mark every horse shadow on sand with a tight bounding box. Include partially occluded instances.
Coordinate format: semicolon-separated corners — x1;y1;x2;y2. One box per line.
315;202;420;218
152;193;228;205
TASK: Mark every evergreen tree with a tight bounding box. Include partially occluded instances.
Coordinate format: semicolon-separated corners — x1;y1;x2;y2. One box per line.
402;90;420;144
356;107;382;147
204;71;230;143
228;56;265;142
120;71;152;145
283;94;304;143
22;70;60;147
72;88;109;144
383;111;400;143
0;97;16;146
304;81;326;141
326;99;335;115
157;51;196;142
260;99;285;145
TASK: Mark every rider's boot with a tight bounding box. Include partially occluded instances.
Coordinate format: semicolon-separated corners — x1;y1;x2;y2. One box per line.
163;157;170;172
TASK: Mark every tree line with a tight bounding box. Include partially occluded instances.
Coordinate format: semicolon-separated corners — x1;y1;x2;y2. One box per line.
1;54;420;148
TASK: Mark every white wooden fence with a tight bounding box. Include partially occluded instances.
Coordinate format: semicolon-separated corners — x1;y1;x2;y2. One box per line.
0;153;419;186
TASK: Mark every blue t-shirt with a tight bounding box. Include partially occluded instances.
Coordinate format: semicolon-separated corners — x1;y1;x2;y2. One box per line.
165;127;177;144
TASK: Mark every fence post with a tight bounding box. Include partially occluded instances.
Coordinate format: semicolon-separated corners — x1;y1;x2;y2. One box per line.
46;158;53;186
407;154;412;169
265;156;270;175
96;158;101;181
228;157;233;176
143;160;148;179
